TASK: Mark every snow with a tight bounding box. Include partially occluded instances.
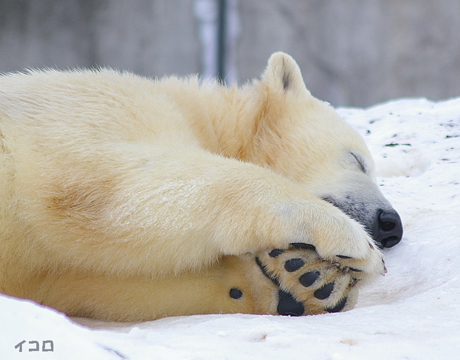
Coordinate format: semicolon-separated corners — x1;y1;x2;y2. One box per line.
1;98;460;359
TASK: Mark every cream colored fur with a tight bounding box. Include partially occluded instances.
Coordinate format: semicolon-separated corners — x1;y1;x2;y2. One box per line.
0;53;383;321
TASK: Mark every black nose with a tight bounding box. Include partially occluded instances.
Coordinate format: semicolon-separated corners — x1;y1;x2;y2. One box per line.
372;210;403;248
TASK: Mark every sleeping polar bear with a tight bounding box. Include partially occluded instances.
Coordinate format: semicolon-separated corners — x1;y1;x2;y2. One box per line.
0;52;402;321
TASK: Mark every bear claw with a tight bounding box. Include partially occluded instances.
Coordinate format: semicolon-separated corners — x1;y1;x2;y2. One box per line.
269;249;284;258
349;278;361;287
336;255;352;259
290;243;316;251
328;263;341;270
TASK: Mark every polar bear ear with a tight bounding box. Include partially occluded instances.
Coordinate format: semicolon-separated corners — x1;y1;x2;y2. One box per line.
262;52;310;96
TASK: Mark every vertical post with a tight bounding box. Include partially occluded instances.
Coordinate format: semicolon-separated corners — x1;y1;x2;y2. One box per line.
217;0;227;84
195;0;238;84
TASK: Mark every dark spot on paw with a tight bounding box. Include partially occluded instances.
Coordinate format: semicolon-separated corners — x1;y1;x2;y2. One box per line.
336;255;352;259
277;290;304;316
269;249;284;258
326;297;347;313
290;243;316;251
314;282;334;300
349;267;362;272
299;271;320;287
284;258;305;272
229;288;243;299
328;263;340;270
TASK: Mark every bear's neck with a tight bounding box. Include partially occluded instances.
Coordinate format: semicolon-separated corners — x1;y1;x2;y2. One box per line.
158;77;272;162
190;81;269;162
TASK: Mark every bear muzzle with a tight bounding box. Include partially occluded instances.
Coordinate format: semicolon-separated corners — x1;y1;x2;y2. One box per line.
322;196;403;249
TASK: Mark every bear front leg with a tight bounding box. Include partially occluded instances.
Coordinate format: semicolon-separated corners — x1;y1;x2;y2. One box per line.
173;153;386;280
35;146;384;280
136;148;384;279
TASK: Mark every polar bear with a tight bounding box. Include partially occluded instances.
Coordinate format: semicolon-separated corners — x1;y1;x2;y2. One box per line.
0;52;402;321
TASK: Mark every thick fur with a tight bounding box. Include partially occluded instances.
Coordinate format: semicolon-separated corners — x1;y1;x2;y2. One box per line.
0;53;388;321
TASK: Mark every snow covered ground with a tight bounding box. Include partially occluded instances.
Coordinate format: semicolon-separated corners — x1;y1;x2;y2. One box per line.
1;98;459;359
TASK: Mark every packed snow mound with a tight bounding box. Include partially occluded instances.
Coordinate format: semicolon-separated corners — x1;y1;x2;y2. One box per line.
1;98;459;360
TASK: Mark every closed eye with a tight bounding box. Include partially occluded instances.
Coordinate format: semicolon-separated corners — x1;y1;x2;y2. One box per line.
351;152;367;174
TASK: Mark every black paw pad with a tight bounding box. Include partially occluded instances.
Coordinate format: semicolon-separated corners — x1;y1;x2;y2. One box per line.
299;271;320;287
269;249;284;258
229;288;243;299
277;290;304;316
314;282;334;300
326;297;347;313
336;255;352;259
284;258;305;272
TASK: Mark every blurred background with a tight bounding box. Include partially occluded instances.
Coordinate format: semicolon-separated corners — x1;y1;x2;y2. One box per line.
1;0;460;107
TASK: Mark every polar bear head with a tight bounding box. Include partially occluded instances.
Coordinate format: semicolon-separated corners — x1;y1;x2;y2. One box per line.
247;52;403;248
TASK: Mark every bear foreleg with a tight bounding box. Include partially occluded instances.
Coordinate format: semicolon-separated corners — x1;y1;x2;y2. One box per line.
25;146;385;281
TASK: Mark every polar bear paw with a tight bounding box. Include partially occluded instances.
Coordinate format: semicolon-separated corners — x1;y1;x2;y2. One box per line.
255;243;377;315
